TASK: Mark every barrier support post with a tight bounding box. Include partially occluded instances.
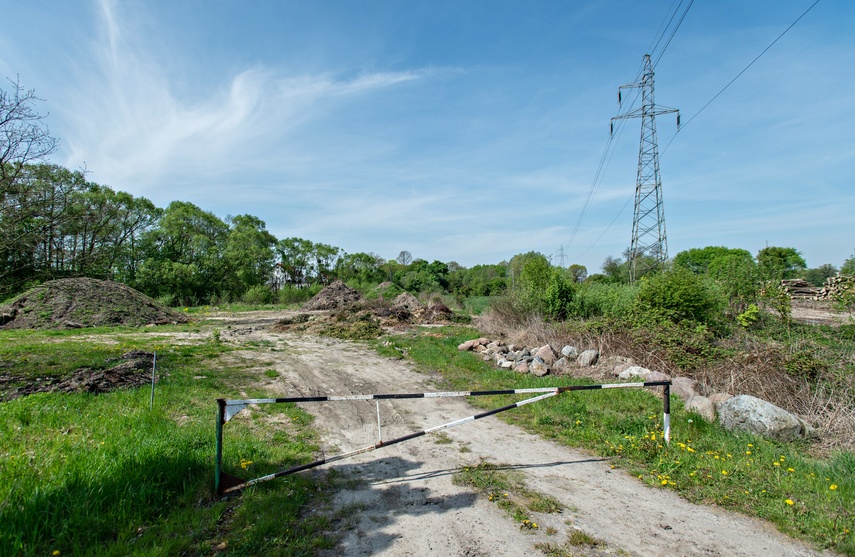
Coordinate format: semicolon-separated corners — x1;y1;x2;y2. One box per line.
663;383;671;444
215;398;226;495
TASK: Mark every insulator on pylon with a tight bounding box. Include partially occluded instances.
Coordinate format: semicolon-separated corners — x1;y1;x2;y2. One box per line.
610;122;614;136
618;91;622;104
677;114;681;128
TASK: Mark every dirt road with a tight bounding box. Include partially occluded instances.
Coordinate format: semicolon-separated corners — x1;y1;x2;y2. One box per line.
220;320;833;557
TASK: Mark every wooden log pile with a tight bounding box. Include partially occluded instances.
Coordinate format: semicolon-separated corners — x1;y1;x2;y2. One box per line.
780;279;820;298
816;274;855;300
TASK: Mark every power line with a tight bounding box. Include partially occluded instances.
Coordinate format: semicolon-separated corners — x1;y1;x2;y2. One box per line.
565;1;692;262
652;0;695;68
661;0;822;155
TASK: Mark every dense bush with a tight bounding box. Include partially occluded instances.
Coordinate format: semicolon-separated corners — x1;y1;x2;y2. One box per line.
277;284;321;305
242;284;274;304
633;268;725;327
568;283;637;320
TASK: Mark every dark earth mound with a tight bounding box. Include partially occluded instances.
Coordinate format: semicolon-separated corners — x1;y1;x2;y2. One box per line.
0;278;188;330
301;280;362;311
2;350;158;401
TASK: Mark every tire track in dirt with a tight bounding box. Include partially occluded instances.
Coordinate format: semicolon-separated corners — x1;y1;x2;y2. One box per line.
227;326;834;557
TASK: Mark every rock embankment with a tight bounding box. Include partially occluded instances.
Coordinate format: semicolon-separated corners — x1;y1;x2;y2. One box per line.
458;338;815;443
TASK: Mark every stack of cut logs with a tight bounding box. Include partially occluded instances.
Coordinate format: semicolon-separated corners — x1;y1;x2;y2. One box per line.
780;279;820;298
816;274;855;300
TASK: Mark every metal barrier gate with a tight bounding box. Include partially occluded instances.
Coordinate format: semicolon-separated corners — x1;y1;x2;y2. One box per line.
215;381;672;495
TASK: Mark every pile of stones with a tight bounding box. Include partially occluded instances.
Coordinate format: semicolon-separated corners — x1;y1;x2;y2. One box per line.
458;337;815;443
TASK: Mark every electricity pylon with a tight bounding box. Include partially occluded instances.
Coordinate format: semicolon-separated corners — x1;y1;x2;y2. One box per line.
611;54;679;283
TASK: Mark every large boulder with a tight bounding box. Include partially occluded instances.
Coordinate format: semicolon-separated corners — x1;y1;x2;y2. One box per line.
718;395;811;442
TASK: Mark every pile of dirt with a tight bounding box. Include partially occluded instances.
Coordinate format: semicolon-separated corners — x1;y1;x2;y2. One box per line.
2;351;157;401
392;292;422;310
301;280;361;311
0;278;188;330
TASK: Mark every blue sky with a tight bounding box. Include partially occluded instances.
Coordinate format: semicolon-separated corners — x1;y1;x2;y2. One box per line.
1;0;852;272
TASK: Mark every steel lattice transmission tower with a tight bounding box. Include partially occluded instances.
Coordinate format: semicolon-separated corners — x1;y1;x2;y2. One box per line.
611;54;679;283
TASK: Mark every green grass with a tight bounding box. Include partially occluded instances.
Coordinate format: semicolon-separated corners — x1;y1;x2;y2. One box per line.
462;296;494;315
373;326;855;555
0;326;331;556
453;460;562;529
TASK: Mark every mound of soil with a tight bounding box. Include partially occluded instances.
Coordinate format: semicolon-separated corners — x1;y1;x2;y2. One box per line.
0;278;188;330
302;280;361;311
2;350;157;401
392;292;422;310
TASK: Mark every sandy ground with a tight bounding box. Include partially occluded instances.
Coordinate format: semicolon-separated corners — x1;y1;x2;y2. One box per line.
217;317;835;557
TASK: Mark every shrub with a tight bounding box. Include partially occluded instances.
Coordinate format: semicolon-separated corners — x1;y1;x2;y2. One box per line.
543;272;575;320
569;283;637;320
633;268;725;327
242;284;273;304
277;284;321;305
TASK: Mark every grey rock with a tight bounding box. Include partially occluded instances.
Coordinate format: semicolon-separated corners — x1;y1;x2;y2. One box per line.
718;395;810;442
530;357;550;377
647;370;671;383
708;393;733;409
534;345;558;366
514;363;529;374
618;365;651;380
576;349;599;367
612;363;635;376
553;358;569;373
685;395;716;422
561;345;578;358
670;377;699;401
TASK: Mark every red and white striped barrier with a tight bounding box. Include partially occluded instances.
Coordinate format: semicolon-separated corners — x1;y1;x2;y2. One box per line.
215;381;672;495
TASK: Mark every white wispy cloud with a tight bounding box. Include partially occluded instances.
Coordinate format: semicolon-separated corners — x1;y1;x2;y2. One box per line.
59;0;429;199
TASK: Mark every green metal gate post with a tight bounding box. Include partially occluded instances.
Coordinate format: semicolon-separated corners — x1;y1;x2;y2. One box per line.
215;398;226;495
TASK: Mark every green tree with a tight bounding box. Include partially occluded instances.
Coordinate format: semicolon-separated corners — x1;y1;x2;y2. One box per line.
568;264;587;283
708;251;759;314
135;201;230;304
801;264;837;287
336;252;385;285
601;255;629;284
276;237;314;287
224;214;276;295
757;246;806;281
841;250;855;276
673;246;752;275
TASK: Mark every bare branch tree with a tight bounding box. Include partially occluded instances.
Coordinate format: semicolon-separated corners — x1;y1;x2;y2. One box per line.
1;77;58;185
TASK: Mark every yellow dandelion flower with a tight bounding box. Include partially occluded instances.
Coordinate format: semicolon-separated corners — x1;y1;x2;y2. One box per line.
785;499;794;506
747;443;753;447
661;479;668;485
830;485;838;491
53;552;60;556
721;470;728;475
773;462;780;467
745;451;751;455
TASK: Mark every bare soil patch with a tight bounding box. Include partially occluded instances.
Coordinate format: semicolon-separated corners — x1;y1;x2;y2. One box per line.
791;299;852;326
1;350;156;401
218;318;834;557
